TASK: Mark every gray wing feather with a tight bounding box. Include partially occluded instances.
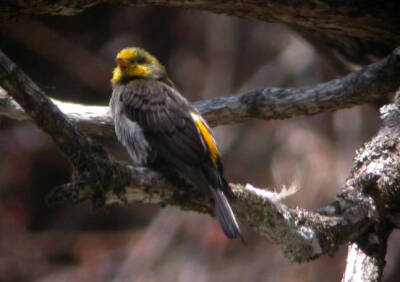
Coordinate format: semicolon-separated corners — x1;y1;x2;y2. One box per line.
110;85;152;165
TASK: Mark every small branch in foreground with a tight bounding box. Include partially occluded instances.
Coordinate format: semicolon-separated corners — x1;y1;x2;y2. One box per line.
1;48;400;135
102;165;376;263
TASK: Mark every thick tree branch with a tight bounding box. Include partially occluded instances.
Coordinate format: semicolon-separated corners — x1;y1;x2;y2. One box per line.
1;48;400;136
1;1;399;44
1;1;399;64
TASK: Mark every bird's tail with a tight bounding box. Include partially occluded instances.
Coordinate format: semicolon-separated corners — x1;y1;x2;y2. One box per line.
182;166;243;241
210;188;243;241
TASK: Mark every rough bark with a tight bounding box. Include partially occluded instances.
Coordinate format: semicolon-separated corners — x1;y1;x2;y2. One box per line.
342;224;391;282
1;1;399;65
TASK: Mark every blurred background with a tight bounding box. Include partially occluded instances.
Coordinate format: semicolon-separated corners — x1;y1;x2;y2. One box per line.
0;4;398;282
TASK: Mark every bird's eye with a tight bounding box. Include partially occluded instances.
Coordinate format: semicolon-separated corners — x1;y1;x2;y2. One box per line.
136;57;146;64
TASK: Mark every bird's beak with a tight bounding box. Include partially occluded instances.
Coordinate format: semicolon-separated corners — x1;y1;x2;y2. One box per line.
117;58;130;68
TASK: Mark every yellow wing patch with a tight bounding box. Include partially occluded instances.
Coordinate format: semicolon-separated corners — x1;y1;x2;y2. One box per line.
190;112;218;167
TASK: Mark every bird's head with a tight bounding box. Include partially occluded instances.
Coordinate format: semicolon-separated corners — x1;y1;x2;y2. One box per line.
112;47;166;84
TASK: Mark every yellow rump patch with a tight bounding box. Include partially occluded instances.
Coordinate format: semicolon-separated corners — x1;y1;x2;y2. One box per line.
190;112;218;167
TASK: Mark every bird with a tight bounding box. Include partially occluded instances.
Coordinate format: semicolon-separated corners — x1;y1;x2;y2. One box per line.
110;47;242;240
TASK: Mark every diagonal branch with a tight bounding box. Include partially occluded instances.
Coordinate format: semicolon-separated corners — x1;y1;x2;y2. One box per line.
0;51;107;167
0;50;131;205
1;47;400;136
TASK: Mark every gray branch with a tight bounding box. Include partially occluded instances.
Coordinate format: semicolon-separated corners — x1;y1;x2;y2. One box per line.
1;48;400;136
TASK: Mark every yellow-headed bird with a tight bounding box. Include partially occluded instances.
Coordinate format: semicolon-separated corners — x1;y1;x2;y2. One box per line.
110;47;242;240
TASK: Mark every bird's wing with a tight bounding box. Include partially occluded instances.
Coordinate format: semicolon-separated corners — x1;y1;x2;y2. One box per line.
120;79;218;168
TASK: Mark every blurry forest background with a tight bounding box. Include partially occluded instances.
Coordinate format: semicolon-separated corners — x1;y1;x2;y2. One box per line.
0;4;399;282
